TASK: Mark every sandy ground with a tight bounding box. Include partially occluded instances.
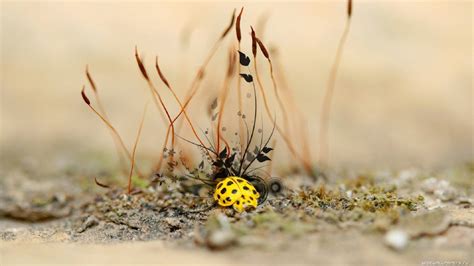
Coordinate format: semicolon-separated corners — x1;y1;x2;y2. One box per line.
1;222;473;265
0;147;472;265
1;226;472;266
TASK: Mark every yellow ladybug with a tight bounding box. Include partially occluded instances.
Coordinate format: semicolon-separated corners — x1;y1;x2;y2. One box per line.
213;176;260;212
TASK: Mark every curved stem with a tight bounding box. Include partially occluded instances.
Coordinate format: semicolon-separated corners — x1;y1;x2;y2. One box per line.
253;56;312;176
128;104;148;194
318;18;351;167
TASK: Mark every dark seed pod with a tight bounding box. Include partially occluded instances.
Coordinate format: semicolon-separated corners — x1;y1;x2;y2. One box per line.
81;87;90;105
155;56;170;88
236;7;244;42
250;27;257;57
134;47;149;81
347;0;352;18
256;38;270;59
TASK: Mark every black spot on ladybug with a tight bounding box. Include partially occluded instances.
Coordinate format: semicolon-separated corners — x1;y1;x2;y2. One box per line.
243;186;249;190
226;197;231;201
237;179;244;183
252;189;257;194
217;194;221;199
236;200;240;204
227;181;234;186
242;195;246;199
217;183;223;189
221;188;227;194
250;196;254;200
232;189;237;194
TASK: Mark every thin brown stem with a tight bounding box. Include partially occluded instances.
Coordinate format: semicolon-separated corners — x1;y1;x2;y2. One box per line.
253;57;314;177
216;48;236;153
85;66;130;175
155;56;209;157
266;58;291;141
253;60;272;122
236;7;245;153
135;47;175;156
171;41;216;129
270;49;317;176
128;103;148;194
219;134;231;157
172;10;236;150
255;37;295;158
81;87;143;177
154;124;171;172
272;52;299;124
300;117;312;165
237;44;245;153
318;17;351;168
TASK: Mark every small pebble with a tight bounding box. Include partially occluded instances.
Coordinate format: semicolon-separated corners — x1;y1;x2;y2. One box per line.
207;229;236;250
421;178;457;202
77;215;99;233
384;229;408;251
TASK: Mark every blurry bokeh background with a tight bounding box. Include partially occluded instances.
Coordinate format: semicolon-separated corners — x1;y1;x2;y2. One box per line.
1;1;472;171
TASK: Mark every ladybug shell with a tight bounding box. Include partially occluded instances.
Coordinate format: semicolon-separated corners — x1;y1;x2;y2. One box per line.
213;176;260;212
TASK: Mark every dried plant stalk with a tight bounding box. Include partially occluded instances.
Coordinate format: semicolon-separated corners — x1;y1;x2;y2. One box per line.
256;37;291;145
135;48;175;145
154;125;171;172
256;37;314;173
170;9;236;158
300;117;312;166
135;47;179;173
155;56;210;157
250;27;313;176
251;27;257;57
220;9;236;39
153;30;222;170
236;7;245;153
216;48;236;153
318;0;353;167
269;48;315;175
86;66;130;175
236;7;243;42
128;103;148;194
81;87;142;176
271;49;299;125
348;0;353;17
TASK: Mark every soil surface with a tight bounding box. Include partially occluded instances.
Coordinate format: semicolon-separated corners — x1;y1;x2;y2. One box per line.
0;149;472;265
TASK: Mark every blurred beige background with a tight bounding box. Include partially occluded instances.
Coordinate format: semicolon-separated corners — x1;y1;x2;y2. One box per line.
1;1;472;170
